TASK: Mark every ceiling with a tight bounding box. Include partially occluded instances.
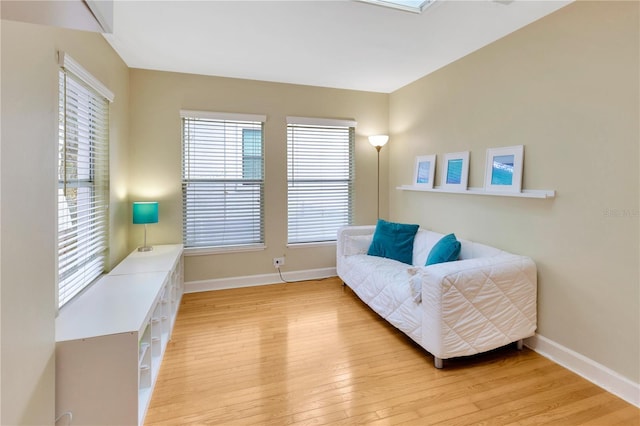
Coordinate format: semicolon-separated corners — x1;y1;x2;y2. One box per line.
103;0;572;93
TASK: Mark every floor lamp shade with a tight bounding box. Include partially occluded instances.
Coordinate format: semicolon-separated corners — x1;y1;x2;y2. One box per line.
368;135;389;150
133;202;159;224
133;202;158;251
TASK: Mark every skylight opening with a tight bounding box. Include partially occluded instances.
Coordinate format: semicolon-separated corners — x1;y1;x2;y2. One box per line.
358;0;436;14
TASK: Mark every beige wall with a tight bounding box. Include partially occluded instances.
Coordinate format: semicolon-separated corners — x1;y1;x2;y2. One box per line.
389;1;639;382
128;70;389;283
0;20;129;424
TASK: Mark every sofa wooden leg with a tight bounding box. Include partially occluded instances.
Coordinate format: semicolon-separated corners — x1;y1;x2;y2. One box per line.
516;339;524;350
434;357;443;369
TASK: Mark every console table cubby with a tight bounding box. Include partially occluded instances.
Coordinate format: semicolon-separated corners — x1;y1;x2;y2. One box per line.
55;244;184;426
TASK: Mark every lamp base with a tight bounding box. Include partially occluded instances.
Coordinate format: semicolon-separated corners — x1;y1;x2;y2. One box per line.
138;224;153;252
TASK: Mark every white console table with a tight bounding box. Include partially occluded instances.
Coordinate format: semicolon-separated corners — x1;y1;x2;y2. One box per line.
55;244;184;426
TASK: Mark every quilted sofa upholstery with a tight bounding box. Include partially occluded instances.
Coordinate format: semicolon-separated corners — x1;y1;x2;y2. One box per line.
337;225;537;368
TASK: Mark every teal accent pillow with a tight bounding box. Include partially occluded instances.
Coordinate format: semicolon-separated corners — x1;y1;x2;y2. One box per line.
426;233;461;266
367;219;419;265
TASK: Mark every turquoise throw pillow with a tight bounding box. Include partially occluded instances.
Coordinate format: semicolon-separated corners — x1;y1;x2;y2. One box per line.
367;219;419;265
426;233;461;266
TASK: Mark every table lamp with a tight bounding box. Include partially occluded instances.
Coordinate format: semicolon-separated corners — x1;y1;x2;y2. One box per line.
133;201;158;252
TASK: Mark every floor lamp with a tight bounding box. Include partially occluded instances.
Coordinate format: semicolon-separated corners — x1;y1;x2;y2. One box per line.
368;135;389;219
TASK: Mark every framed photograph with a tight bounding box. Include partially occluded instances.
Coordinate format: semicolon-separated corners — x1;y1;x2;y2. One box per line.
441;151;469;191
484;145;524;193
413;155;436;188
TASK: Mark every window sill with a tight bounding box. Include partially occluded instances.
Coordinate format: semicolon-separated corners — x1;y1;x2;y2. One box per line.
184;244;266;256
287;241;336;249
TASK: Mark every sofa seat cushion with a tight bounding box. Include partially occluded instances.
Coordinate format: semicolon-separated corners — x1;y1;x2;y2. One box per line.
340;254;422;343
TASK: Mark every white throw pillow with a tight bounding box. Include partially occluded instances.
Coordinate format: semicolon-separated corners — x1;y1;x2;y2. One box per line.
344;235;372;256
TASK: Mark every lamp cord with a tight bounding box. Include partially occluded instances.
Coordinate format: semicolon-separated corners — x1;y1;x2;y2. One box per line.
55;411;72;425
276;266;331;284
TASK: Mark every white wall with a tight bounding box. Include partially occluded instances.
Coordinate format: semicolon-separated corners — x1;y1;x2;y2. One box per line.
389;1;639;383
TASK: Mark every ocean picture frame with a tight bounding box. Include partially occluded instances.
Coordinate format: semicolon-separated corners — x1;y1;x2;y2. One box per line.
441;151;469;191
413;155;436;188
484;145;524;193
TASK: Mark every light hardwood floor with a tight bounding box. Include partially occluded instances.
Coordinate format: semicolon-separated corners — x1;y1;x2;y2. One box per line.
145;277;639;425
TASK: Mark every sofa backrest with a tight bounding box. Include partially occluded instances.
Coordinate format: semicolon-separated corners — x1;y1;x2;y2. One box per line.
337;226;509;267
412;229;443;265
412;229;506;266
458;238;506;260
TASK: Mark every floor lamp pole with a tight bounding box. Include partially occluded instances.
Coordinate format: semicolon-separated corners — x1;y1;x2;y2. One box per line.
369;134;388;221
376;145;382;219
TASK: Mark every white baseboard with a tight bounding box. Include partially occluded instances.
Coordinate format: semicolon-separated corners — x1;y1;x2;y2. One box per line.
184;267;337;293
525;334;639;407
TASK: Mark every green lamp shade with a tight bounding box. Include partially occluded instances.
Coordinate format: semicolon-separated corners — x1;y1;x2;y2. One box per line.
133;202;159;224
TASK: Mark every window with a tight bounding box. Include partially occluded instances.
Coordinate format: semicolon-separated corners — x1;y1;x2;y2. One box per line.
242;129;262;180
182;111;266;249
58;53;113;308
287;116;356;244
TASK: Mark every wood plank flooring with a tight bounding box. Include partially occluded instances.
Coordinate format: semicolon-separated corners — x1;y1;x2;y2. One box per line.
145;277;639;425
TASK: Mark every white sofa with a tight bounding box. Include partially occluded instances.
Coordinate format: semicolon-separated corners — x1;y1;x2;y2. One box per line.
337;225;537;368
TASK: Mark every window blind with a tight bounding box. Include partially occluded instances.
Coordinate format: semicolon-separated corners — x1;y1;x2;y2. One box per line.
182;112;265;249
287;118;355;244
58;68;110;308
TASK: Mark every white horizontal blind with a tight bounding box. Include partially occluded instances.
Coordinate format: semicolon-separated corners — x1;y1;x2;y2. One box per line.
58;69;110;308
287;120;355;244
182;114;265;248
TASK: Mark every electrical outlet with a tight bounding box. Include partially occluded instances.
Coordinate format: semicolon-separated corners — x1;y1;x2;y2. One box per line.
273;257;285;268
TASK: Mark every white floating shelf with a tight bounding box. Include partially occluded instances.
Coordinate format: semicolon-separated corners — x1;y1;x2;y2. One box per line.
397;185;555;199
